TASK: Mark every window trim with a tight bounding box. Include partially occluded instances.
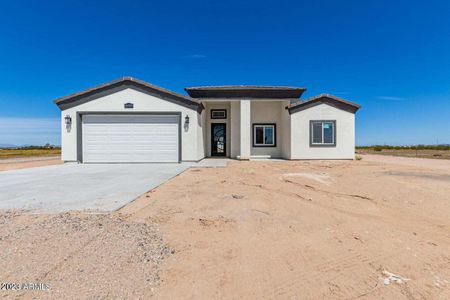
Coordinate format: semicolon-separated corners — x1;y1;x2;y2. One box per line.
252;123;277;147
309;120;336;147
210;109;227;119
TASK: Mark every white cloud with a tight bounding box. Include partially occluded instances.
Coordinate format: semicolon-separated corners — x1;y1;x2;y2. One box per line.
0;117;60;146
376;96;405;101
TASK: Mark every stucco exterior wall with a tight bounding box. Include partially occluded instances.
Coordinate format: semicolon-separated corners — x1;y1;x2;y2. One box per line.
200;108;207;156
230;101;241;158
290;103;355;159
250;101;284;158
280;101;291;159
240;100;252;159
60;87;204;162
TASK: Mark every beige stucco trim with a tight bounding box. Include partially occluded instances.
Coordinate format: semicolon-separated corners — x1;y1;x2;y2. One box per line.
239;100;251;159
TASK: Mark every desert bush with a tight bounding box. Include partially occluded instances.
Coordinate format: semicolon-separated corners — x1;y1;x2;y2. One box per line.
356;145;450;151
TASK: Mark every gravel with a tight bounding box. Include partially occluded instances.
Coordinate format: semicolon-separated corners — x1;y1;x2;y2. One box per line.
0;210;172;299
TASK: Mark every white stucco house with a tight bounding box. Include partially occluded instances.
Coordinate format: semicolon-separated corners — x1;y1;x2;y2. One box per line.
55;77;360;163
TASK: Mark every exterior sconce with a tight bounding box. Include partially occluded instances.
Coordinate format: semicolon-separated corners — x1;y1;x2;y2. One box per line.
184;114;190;132
64;115;72;125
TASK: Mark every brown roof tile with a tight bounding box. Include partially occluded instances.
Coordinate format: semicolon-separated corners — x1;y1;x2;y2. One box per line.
287;93;361;114
54;77;203;111
185;85;306;99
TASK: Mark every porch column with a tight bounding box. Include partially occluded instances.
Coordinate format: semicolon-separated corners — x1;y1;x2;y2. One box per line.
239;99;251;159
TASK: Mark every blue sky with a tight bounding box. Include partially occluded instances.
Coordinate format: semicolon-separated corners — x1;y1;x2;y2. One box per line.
0;0;449;146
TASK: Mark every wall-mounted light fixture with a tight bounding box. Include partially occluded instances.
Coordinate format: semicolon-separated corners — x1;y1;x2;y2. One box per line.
183;114;190;132
64;115;72;125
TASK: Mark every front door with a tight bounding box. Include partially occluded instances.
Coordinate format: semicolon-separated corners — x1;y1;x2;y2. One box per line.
211;123;226;156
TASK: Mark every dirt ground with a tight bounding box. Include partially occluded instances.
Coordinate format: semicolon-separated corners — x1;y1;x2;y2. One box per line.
0;156;62;171
0;148;61;159
0;212;171;299
121;156;450;299
1;155;449;299
356;148;450;160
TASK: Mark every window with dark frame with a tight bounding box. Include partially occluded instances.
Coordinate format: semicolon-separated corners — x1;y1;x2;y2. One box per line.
211;109;227;119
310;120;336;147
253;124;276;147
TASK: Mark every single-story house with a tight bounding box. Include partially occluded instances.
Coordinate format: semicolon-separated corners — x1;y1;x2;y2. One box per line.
55;77;360;163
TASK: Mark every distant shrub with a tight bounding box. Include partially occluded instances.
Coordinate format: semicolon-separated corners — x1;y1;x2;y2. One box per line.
14;144;61;150
356;145;450;151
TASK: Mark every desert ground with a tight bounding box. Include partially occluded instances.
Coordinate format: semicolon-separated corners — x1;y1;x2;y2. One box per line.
0;148;62;171
0;156;62;171
0;148;61;159
1;155;449;299
356;148;450;160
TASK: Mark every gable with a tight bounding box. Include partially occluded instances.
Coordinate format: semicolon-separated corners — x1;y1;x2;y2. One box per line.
54;77;204;112
62;88;201;113
287;94;360;114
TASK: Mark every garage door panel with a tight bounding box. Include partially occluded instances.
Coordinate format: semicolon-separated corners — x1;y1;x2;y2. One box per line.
87;144;177;151
82;115;179;163
83;115;179;124
85;151;178;162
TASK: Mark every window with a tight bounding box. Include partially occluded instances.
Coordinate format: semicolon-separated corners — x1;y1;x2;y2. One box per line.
211;109;227;119
310;120;336;146
253;124;276;147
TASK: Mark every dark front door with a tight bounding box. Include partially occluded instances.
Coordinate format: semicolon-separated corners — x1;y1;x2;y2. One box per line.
211;123;226;156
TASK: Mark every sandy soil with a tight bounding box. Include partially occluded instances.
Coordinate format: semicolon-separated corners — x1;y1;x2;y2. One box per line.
0;211;171;299
120;157;450;299
357;148;450;160
1;156;449;299
0;156;62;171
361;154;450;171
0;148;61;159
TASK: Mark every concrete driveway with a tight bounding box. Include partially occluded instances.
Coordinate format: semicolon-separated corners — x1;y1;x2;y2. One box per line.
0;163;193;213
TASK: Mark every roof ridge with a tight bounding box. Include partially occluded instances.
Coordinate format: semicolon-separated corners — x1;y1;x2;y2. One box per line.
296;93;359;107
124;77;200;103
54;77;200;105
54;77;204;111
286;93;361;113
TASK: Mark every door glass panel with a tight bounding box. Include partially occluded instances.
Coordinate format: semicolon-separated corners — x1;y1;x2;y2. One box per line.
212;124;226;155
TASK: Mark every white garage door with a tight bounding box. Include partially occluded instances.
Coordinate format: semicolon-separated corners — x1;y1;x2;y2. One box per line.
82;115;179;163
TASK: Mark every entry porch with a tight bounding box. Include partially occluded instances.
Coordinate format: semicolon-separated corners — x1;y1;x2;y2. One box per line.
202;100;291;159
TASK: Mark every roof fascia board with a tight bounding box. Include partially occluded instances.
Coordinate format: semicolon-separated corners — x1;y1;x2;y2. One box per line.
288;97;360;114
55;79;203;112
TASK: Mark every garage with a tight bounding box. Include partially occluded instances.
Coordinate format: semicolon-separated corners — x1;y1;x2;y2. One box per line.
55;77;205;162
82;114;180;163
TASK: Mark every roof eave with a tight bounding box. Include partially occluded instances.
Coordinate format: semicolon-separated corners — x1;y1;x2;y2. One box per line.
54;77;204;112
185;86;307;99
287;94;361;114
185;85;307;91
